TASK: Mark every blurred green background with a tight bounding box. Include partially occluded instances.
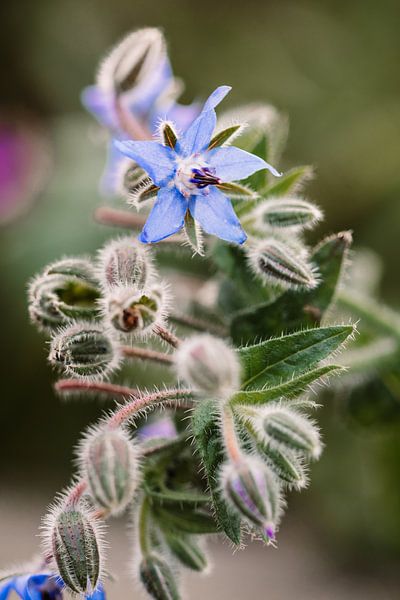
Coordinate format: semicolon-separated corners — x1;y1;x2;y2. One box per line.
1;0;399;596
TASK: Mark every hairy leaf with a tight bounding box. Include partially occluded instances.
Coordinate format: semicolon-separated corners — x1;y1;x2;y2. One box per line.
191;399;242;544
237;325;353;391
230;364;342;405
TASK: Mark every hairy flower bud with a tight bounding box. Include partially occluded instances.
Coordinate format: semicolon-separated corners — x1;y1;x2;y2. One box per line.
139;554;180;600
101;282;168;337
222;457;282;542
79;426;140;515
42;497;104;596
261;406;322;459
49;322;121;379
250;197;323;231
175;334;240;398
28;257;100;332
97;236;156;290
166;535;207;572
258;444;307;490
97;28;167;96
247;238;318;290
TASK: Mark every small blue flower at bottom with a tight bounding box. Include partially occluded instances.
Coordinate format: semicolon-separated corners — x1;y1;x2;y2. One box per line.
0;573;106;600
115;85;281;245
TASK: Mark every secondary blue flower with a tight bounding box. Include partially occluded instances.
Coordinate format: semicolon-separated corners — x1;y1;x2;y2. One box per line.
81;28;199;196
0;573;106;600
115;86;281;245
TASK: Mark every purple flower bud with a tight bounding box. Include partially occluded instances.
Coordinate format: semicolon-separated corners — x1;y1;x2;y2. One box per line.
222;457;282;542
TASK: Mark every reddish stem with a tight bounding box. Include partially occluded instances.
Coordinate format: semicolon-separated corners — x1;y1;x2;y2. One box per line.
153;324;181;348
107;388;195;429
55;379;139;398
121;345;174;365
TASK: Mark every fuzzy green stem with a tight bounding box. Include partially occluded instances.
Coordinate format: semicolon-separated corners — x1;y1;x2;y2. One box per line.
139;497;151;556
338;290;400;342
107;388;195;429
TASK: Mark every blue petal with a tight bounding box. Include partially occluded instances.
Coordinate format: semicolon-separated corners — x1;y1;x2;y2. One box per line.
86;584;106;599
178;86;231;156
139;187;187;243
81;86;118;131
0;578;14;600
114;140;176;186
189;187;247;244
208;146;282;181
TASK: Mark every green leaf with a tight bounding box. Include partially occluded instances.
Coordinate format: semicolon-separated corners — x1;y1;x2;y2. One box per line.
230;365;343;405
191;399;242;544
153;506;218;534
144;485;209;506
212;243;276;314
237;325;353;391
264;165;314;197
230;231;352;341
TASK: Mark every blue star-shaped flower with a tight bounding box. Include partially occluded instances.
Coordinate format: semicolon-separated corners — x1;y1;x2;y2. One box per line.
115;86;281;245
0;573;106;600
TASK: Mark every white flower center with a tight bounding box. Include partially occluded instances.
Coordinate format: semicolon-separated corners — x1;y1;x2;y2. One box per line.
174;155;220;197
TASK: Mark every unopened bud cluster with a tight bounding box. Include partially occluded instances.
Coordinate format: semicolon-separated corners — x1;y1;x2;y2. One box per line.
28;257;100;332
98;237;169;339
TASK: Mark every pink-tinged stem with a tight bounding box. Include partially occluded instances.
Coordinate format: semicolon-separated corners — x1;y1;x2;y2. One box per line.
94;206;146;229
121;345;174;365
153;324;181;348
107;388;195;429
65;480;87;507
221;404;242;464
114;97;152;141
94;206;186;243
55;379;139;399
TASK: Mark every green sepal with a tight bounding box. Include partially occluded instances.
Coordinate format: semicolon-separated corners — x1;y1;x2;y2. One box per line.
237;325;353;391
183;211;204;256
230;365;343;406
208;124;241;150
191;399;242;544
161;122;178;148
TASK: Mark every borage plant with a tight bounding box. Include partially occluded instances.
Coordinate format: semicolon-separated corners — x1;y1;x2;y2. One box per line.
6;26;396;600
